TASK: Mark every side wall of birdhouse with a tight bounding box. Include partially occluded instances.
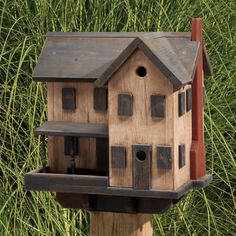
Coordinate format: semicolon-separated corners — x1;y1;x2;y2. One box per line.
108;49;175;190
46;82;107;173
173;85;192;189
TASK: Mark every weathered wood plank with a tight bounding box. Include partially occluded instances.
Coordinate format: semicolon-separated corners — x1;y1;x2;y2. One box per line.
34;121;108;138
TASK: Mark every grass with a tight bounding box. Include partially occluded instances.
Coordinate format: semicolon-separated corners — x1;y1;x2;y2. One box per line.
0;0;235;235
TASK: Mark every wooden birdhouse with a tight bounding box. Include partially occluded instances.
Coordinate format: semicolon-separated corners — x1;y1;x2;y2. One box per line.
25;20;212;214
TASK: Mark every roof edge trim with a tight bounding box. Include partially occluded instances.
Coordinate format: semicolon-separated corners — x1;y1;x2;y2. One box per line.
190;42;200;80
203;44;213;76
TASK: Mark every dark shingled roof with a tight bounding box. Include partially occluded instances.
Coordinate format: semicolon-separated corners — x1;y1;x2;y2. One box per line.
32;32;212;89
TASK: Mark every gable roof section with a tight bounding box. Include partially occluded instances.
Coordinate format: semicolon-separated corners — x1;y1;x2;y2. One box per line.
95;37;199;88
32;36;138;82
33;32;212;89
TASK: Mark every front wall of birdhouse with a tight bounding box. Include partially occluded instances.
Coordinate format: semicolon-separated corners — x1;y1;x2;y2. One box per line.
47;82;107;173
108;49;175;190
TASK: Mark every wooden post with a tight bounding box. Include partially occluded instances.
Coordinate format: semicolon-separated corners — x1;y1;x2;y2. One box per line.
90;212;153;236
190;18;206;179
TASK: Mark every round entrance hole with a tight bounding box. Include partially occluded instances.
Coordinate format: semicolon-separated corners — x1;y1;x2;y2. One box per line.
136;150;147;161
136;66;147;77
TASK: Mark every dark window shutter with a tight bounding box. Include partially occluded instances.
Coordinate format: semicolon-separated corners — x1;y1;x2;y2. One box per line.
111;146;126;169
118;93;133;116
94;88;108;111
151;94;166;118
186;88;192;112
157;146;172;169
178;144;186;168
178;92;185;116
62;88;76;110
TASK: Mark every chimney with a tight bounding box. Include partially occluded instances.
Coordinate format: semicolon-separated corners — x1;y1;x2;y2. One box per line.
190;18;206;179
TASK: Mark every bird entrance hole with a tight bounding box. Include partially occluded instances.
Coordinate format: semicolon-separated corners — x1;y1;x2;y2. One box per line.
136;66;147;77
136;150;147;161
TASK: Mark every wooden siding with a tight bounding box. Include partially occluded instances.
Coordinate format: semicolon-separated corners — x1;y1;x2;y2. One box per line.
173;85;192;189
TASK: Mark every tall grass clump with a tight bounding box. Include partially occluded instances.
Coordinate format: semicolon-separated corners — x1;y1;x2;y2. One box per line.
0;0;235;235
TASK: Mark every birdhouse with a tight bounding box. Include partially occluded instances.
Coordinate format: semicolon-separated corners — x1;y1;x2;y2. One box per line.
25;24;212;213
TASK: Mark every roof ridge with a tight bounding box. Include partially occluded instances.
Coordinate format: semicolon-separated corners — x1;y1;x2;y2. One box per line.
45;32;191;39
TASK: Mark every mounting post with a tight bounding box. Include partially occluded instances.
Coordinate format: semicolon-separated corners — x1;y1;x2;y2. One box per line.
90;212;153;236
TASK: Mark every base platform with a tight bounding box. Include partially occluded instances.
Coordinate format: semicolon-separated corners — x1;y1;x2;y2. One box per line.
25;167;212;213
